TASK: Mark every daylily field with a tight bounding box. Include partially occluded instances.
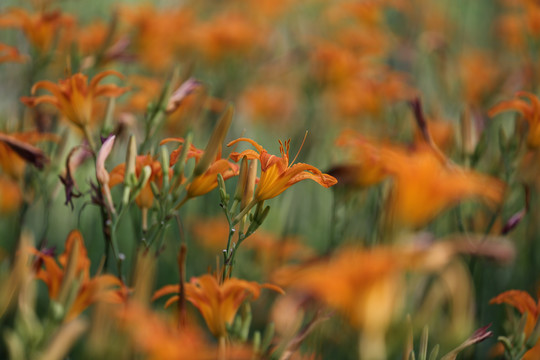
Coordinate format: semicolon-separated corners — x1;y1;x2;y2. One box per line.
2;0;540;359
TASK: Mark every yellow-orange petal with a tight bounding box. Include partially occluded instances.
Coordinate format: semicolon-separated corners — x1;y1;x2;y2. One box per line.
227;137;266;153
152;284;180;301
490;290;538;317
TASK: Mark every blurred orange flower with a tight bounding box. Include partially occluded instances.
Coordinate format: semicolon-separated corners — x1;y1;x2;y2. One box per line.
274;247;402;329
381;144;504;227
161;138;239;198
193;12;263;61
124;75;163;114
228;138;337;201
21;70;128;128
119;303;218;360
459;51;500;106
496;14;527;51
311;42;359;86
74;21;109;56
491;289;540;359
522;0;540;37
238;84;297;125
29;230;122;321
119;4;193;70
0;43;27;63
0;176;22;213
273;242;459;359
154;274;283;337
325;70;416;118
332;131;389;188
109;154;171;209
489;91;540;148
0;8;74;52
334;131;504;227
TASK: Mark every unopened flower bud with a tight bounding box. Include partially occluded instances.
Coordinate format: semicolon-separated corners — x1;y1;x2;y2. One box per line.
125;135;137;187
96;135;115;186
242;159;257;210
233;157;248;201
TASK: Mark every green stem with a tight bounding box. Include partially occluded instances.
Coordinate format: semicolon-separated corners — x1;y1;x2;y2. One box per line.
232;199;258;225
222;227;237;282
82;125;97;155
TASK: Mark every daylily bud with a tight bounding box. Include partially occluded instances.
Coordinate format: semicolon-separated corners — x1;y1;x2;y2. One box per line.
96;136;116;215
57;235;81;306
461;107;477;156
125;135;137;187
242;159;257;210
193;105;233;177
96;135;115;186
239;303;252;341
166;78;201;114
253;331;261;354
217;173;228;204
130;165;152;201
160;146;170;195
102;97;116;135
246;204;270;236
233;156;248;202
501;209;526;235
132;249;156;305
261;323;275;354
40;318;88;360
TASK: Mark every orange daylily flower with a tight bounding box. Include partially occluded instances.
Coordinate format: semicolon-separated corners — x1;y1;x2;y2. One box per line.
0;43;27;63
227;138;337;201
274;247;403;332
332;131;389;188
413;118;455;151
335;131;504;227
188;159;238;198
310;42;359;86
0;176;22;213
0;131;57;179
125;76;163;114
119;4;193;70
119;303;216;360
490;289;540;359
119;302;253;360
496;14;527;52
272;242;462;359
29;230;122;321
193;12;264;62
0;8;74;52
489;91;540;148
154;274;284;337
109;154;171;209
75;21;110;56
274;237;514;329
21;70;128;128
459;51;500;106
238;84;297;126
382;144;504;227
325;69;416;118
161;138;239;198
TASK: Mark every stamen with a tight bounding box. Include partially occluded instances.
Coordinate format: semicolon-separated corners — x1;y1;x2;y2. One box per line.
228;129;246;156
290;131;308;166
